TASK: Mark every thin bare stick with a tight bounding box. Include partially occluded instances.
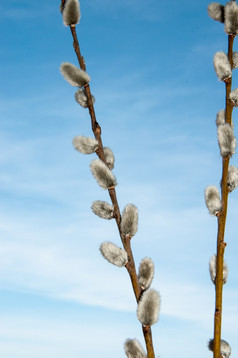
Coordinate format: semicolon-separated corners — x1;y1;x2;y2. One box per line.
213;35;234;358
60;3;156;357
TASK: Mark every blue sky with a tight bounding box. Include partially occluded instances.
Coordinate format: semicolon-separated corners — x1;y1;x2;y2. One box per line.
0;0;238;357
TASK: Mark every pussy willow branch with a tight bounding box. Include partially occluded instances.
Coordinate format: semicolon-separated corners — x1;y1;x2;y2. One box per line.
61;4;156;358
213;34;234;358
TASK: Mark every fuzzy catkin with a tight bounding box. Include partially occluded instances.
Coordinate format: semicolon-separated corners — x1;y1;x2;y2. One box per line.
73;136;98;154
121;204;138;238
217;123;236;157
124;339;146;358
233;51;238;69
229;87;238;106
137;289;160;326
208;339;231;358
90;159;117;189
75;88;95;108
225;1;238;35
100;241;128;267
213;52;232;81
62;0;81;26
209;254;228;284
60;62;90;87
227;165;238;192
208;2;224;22
103;147;115;170
204;186;222;216
138;257;154;290
216;109;225;126
91;200;114;220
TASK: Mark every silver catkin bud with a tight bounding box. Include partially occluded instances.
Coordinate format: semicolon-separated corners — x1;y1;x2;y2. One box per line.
138;257;154;290
60;62;90;87
208;339;231;358
73;135;98;154
213;52;232;82
75;88;95;108
233;52;238;69
229;87;238;106
100;241;128;267
207;2;224;22
225;1;238;35
103;147;115;170
209;254;228;284
137;289;160;326
217;124;236;157
204;186;222;216
62;0;81;26
121;204;138;238
227;165;238;192
124;339;146;358
90;159;117;189
216;109;226;126
91;200;114;220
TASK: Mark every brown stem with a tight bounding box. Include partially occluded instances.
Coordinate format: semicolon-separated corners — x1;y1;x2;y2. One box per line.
213;35;234;358
61;5;155;358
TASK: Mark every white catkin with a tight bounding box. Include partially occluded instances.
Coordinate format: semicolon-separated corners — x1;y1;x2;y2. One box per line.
62;0;81;26
229;87;238;106
91;200;114;220
233;51;238;69
121;204;138;238
204;186;222;216
138;257;154;290
207;2;224;22
227;165;238;192
72;136;98;154
103;147;115;170
216;109;225;126
137;289;160;326
100;241;128;267
60;62;91;87
209;254;228;284
208;339;231;358
90;159;117;189
75;88;95;108
217;123;236;157
124;339;147;358
213;52;232;81
225;1;238;35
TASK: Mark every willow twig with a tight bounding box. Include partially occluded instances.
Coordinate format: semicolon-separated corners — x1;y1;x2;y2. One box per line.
60;2;156;357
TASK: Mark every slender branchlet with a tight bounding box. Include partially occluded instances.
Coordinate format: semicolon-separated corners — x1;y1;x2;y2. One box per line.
138;258;154;290
216;109;226;126
103;147;115;170
224;1;238;35
208;339;231;358
121;204;138;238
217;123;236;157
204;186;222;216
227;165;238;191
124;339;147;358
209;254;228;284
75;88;95;108
232;51;238;68
100;241;128;267
73;135;98;154
60;62;90;87
208;2;225;22
90;159;117;189
229;87;238;106
91;200;114;220
213;52;232;81
62;0;81;26
137;289;160;326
